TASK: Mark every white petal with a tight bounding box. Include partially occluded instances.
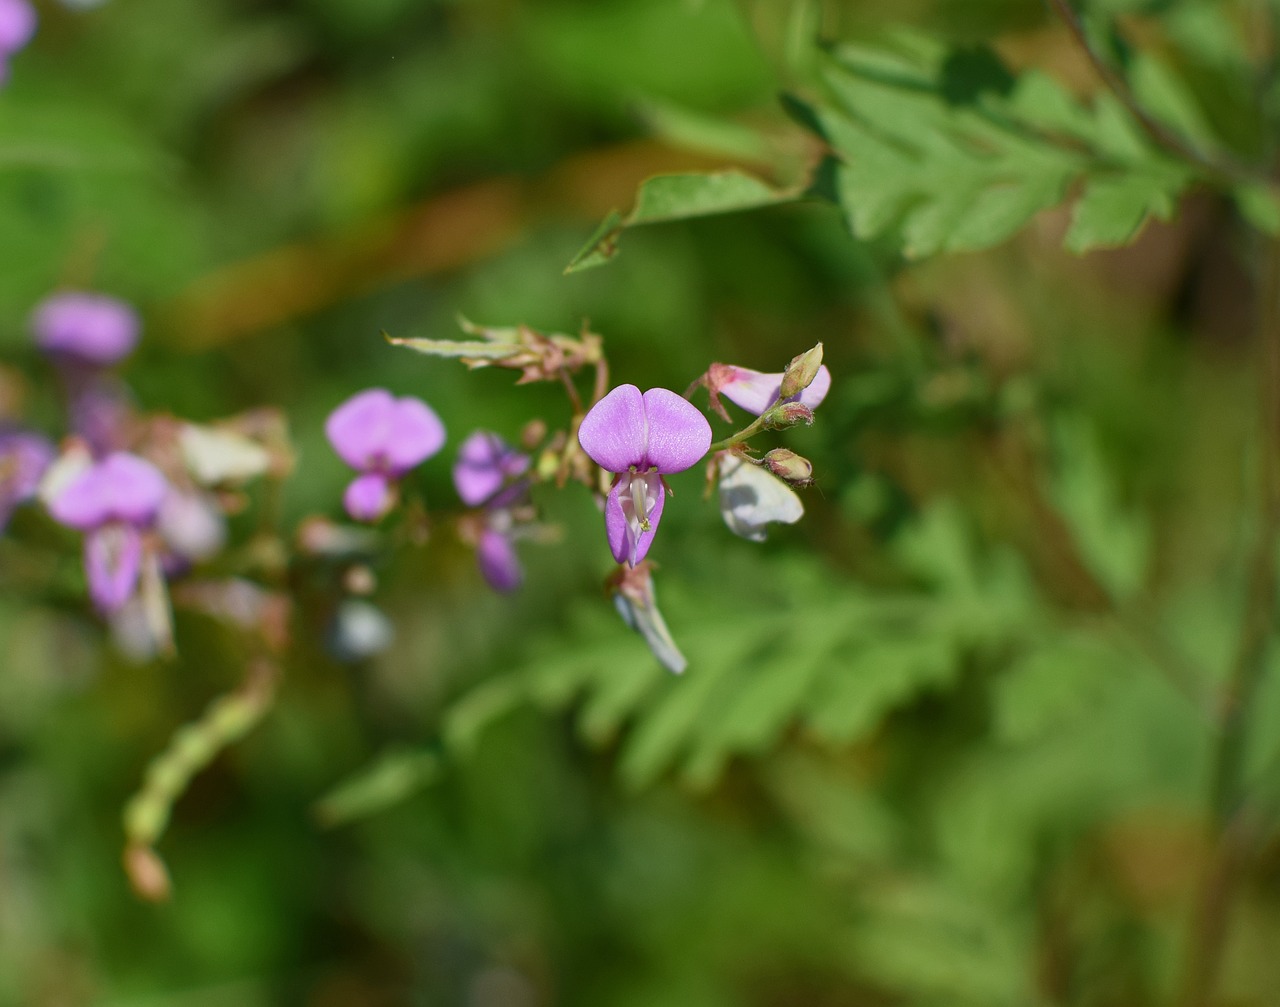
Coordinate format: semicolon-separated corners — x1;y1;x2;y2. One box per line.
717;455;803;542
613;589;687;675
180;423;271;486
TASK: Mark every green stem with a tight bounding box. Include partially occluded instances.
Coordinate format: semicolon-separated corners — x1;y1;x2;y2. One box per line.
708;414;769;453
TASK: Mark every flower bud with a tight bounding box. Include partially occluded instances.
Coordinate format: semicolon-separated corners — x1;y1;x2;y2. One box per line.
762;448;813;486
520;418;547;451
777;343;823;401
762;401;814;430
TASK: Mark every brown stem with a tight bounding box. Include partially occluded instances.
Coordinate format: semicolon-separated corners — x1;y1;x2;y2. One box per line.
1178;237;1280;1007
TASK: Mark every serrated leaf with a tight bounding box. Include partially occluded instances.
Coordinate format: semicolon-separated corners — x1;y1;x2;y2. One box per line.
809;34;1206;258
617;638;742;790
1064;171;1184;253
804;635;956;745
680;635;827;788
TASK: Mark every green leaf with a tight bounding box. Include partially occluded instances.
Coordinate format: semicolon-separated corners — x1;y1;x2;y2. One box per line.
992;635;1127;745
565;170;800;273
1047;418;1150;600
1235;183;1280;236
1064;171;1183;253
809;34;1205;257
636;98;774;164
804;634;957;745
313;748;442;827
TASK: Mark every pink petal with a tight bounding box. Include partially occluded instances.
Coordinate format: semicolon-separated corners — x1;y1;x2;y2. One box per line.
325;388;395;470
718;367;780;415
799;365;831;409
640;388;711;474
453;430;527;506
0;0;35;54
49;452;166;529
47;464;110;530
477;528;523;593
99;453;168;525
578;384;647;473
31;292;138;366
720;364;832;415
383;396;446;473
343;472;394;522
604;477;628;563
604;473;666;565
85;524;142;614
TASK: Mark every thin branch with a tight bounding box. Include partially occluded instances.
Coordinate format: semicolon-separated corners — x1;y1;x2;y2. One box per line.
1178;235;1280;1007
1044;0;1258;185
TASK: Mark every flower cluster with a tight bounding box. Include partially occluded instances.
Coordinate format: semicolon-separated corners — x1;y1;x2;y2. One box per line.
453;430;532;592
311;329;833;673
4;292;829;681
0;288;289;663
325;388;445;522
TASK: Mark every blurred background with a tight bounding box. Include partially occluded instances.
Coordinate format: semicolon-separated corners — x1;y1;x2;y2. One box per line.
1;0;1278;1004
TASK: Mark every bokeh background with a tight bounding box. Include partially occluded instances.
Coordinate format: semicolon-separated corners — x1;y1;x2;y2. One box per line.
2;0;1279;1004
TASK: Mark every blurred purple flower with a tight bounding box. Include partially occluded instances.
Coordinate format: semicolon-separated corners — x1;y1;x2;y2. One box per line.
0;0;34;83
47;452;168;613
453;430;530;507
157;488;227;573
32;292;140;366
0;429;53;530
476;526;522;593
577;384;711;565
453;430;531;593
325;388;445;522
714;363;831;416
66;374;135;455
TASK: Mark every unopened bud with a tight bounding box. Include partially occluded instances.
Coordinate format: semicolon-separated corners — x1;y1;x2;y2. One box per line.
124;845;172;903
762;449;813;486
762;401;814;430
343;564;377;596
777;343;824;401
520;418;547;451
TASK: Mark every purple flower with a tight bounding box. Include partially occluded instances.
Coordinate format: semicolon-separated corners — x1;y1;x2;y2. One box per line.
476;526;522;593
0;0;35;82
0;429;54;530
47;452;168;614
453;430;530;508
325;388;446;522
453;430;531;593
66;374;135;455
714;364;831;416
32;292;140;366
577;384;711;565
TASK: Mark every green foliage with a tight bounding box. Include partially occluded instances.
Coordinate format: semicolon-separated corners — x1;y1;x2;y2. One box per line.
565;170;801;272
807;33;1204;256
1048;417;1151;603
568;23;1280;266
440;504;1035;793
